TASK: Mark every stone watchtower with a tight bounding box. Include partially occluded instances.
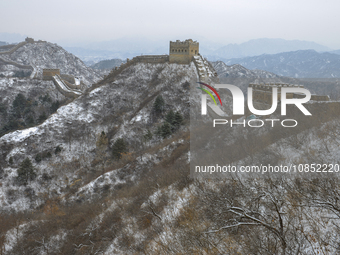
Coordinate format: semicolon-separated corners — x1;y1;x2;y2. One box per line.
169;39;199;64
25;37;34;43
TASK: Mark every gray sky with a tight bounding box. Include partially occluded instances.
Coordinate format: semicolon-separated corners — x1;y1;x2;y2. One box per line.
1;0;340;49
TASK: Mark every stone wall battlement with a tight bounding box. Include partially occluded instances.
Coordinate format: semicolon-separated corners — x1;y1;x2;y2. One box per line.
133;55;169;63
43;69;60;80
249;82;329;103
170;39;199;46
249;83;304;90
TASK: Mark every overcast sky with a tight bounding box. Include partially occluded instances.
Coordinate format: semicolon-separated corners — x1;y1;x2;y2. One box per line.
1;0;340;49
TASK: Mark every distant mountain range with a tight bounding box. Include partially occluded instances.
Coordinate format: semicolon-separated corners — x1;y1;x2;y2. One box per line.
212;61;281;92
213;61;340;98
206;38;332;60
63;38;337;64
64;37;169;63
17;36;336;79
330;50;340;55
63;46;135;66
0;32;26;43
90;59;125;70
223;50;340;78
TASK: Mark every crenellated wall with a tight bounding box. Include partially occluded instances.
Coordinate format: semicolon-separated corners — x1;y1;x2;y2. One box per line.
249;83;330;104
133;55;169;63
43;69;60;80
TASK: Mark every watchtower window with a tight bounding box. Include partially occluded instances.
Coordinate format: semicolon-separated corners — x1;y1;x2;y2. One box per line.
182;49;183;52
185;50;187;52
172;49;174;52
191;50;193;52
195;50;197;54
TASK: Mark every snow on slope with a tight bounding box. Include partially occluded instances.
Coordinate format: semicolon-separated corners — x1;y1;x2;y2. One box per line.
0;62;198;212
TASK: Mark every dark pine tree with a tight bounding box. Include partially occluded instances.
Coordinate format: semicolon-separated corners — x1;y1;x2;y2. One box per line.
16;158;36;185
173;111;183;130
112;138;128;160
165;110;175;125
161;122;172;138
153;95;165;115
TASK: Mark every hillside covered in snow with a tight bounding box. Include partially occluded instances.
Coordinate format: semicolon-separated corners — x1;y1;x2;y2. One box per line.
0;39;105;139
0;39;102;86
1;48;340;254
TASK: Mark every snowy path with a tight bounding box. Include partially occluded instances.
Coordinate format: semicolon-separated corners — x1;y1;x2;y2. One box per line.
193;55;214;83
52;75;82;96
29;60;37;79
193;55;227;117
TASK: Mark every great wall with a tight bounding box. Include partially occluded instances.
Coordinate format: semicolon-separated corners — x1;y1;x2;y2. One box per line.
0;39;34;75
52;74;82;97
0;41;28;55
42;69;82;97
0;38;331;106
0;37;84;97
249;83;330;104
0;38;220;97
0;37;46;80
99;39;218;85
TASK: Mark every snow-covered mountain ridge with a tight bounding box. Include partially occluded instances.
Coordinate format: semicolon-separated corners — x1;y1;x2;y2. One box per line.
0;40;102;86
0;62;197;211
224;50;340;78
1;48;340;254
